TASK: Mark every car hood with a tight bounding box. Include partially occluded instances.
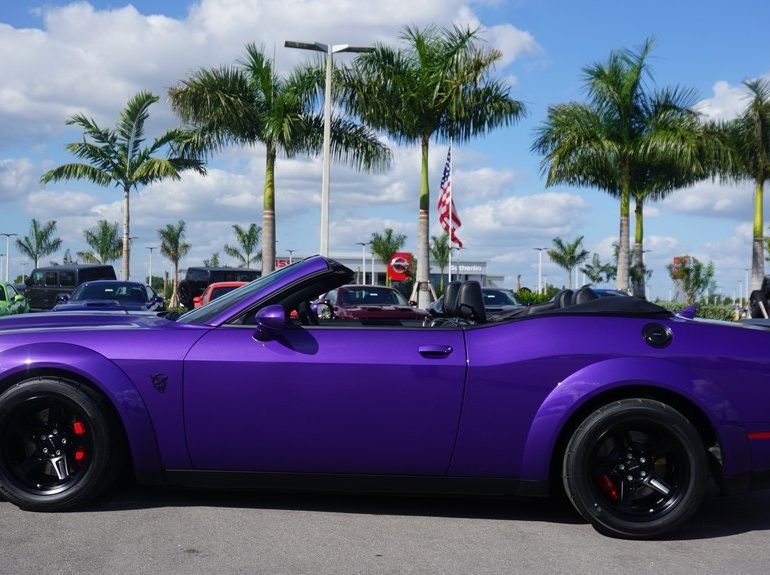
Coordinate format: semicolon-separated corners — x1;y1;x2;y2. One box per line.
0;310;170;334
53;299;149;312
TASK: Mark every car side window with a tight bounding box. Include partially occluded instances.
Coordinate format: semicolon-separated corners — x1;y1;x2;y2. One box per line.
7;284;17;298
60;271;76;287
0;285;5;301
326;291;337;305
31;271;45;286
44;272;58;286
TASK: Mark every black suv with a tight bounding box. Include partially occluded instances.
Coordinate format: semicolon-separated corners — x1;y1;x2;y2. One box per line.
177;267;260;309
24;264;117;311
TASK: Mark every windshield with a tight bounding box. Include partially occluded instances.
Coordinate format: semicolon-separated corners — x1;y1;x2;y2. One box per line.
339;287;407;305
176;261;305;325
482;289;519;306
74;282;148;303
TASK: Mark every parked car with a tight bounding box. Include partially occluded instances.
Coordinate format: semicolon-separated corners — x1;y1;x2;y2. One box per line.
177;267;260;309
4;256;770;539
315;284;429;321
52;280;164;312
428;286;522;317
23;264;116;311
0;282;29;316
193;281;247;308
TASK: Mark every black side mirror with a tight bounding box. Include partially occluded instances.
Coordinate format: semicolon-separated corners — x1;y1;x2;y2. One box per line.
56;294;70;304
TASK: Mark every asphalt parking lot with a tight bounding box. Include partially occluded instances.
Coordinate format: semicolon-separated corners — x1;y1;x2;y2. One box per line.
2;482;770;574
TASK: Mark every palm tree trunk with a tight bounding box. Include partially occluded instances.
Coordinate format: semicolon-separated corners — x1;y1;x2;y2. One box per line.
122;185;130;281
171;261;179;308
416;135;431;308
752;180;765;291
632;194;646;299
616;164;631;293
262;147;276;275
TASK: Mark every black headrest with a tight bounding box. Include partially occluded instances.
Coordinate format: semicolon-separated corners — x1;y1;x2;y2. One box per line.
457;281;486;323
572;286;599;305
554;289;574;308
443;281;462;316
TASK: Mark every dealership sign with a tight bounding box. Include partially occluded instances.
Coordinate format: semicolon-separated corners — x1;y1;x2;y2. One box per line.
388;252;413;282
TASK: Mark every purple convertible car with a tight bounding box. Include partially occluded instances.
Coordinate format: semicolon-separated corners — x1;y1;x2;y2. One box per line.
1;256;770;539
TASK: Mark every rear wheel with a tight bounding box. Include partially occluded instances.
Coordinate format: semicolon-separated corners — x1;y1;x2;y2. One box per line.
562;398;708;539
0;378;120;511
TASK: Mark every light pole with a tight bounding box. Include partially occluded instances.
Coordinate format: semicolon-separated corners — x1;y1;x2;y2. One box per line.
356;242;368;284
146;246;156;287
534;247;547;294
1;233;17;283
284;40;373;256
287;249;295;264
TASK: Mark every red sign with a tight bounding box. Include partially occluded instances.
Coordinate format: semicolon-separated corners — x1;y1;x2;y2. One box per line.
274;258;291;269
388;252;413;282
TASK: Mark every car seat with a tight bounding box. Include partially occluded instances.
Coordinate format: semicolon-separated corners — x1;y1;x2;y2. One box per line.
457;281;486;324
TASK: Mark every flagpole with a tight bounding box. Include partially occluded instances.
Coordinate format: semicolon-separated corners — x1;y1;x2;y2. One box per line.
448;143;453;284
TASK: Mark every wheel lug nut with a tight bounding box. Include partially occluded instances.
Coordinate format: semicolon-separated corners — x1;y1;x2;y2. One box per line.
640;471;647;477
626;475;634;481
53;429;58;435
61;438;67;444
639;457;646;464
42;448;48;454
40;435;46;440
55;450;61;456
626;453;633;459
618;464;625;470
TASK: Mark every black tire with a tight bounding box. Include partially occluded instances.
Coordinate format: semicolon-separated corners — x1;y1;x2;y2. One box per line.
562;398;708;539
0;378;120;511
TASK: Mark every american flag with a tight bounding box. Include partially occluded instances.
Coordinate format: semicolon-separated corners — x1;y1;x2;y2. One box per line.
437;146;463;247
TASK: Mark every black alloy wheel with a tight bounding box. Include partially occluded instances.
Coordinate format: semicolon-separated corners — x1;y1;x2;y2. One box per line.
0;378;119;511
563;398;708;539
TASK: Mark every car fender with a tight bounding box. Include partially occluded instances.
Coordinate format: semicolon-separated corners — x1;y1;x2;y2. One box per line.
518;356;750;483
0;342;162;477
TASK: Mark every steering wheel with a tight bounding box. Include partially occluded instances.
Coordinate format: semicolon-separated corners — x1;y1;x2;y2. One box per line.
296;301;319;326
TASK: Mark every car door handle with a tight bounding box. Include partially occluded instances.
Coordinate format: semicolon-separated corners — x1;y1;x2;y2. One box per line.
418;345;454;358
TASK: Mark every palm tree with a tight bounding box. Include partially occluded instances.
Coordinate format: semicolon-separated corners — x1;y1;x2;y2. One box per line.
725;79;770;291
15;219;62;268
370;228;406;286
203;252;221;267
548;236;590;289
533;38;715;297
159;220;191;308
169;43;390;275
77;220;121;264
430;233;450;292
40;92;205;281
340;25;526;307
223;223;261;268
581;253;615;285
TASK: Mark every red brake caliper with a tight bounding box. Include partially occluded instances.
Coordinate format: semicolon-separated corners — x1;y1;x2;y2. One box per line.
598;475;619;501
72;421;87;463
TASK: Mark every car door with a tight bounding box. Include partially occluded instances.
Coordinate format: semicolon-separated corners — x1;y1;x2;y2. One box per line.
183;323;467;475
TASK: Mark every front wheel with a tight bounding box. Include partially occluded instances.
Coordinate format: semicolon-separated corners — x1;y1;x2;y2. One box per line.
0;378;120;511
562;398;708;539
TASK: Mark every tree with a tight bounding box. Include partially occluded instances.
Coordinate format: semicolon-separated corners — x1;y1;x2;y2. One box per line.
340;25;526;307
15;219;62;268
548;236;590;289
159;220;191;308
533;38;716;298
169;43;390;275
370;228;406;286
40;92;205;281
77;220;121;264
203;252;221;267
430;233;450;292
667;256;715;305
580;252;615;285
725;79;770;291
223;223;261;268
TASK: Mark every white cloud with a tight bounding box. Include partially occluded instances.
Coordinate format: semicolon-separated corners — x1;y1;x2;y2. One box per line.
695;80;750;121
662;179;752;219
0;158;37;202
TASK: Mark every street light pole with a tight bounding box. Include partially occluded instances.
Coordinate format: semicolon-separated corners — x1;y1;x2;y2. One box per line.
287;249;295;265
356;242;368;284
534;247;547;294
1;233;17;283
284;40;373;256
146;246;156;287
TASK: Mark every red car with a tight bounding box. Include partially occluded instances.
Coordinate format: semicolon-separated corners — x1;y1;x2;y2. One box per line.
316;285;429;321
192;281;247;308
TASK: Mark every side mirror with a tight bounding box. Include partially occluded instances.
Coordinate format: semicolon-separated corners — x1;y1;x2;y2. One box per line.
56;294;70;304
316;302;333;320
253;304;286;341
12;294;25;303
408;300;417;307
24;277;32;287
192;296;202;307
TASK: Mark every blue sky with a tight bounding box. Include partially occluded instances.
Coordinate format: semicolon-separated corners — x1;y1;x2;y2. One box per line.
1;0;768;298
